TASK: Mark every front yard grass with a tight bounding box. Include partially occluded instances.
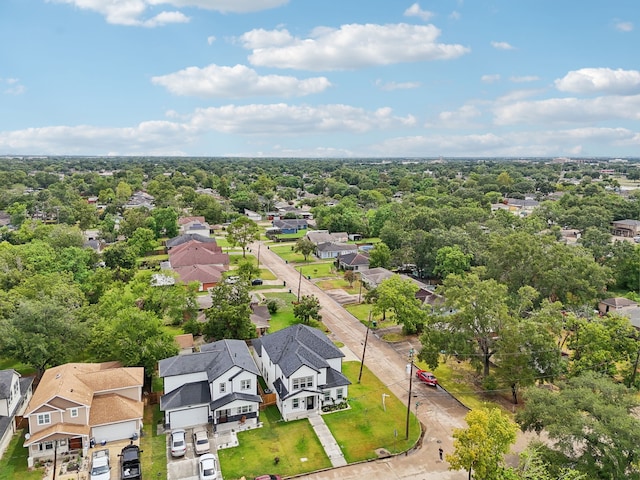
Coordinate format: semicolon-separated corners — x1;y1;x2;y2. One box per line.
0;431;41;480
295;262;335;278
0;357;35;376
141;404;167;479
323;362;421;463
218;406;331;480
269;244;306;264
263;292;297;332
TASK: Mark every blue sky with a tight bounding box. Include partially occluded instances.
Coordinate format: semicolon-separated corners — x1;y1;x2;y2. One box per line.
1;0;639;157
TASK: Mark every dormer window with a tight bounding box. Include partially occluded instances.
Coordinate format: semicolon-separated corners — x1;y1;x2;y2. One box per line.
37;413;51;425
70;408;78;418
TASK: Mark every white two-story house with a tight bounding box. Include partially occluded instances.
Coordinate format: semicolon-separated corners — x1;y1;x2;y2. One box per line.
0;369;33;459
159;339;262;432
252;324;351;421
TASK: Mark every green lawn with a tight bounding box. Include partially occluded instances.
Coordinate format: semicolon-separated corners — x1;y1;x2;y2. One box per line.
323;362;421;463
316;278;363;294
269;244;306;264
141;404;167;479
0;358;35;376
218;406;331;480
295;262;335;278
0;431;41;480
343;304;397;329
263;292;298;332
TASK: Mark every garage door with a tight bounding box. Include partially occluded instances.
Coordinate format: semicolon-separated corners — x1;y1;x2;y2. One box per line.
168;406;209;430
93;420;139;443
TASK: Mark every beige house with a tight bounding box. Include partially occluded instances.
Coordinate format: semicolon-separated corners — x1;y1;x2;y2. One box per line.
23;362;143;466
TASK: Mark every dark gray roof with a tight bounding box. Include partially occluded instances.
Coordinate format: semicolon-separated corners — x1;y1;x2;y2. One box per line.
210;392;261;411
322;368;351;389
272;378;288;400
0;369;17;399
159;339;259;382
160;381;211;410
166;234;218;249
337;252;370;266
273;219;307;229
316;242;357;253
254;324;344;378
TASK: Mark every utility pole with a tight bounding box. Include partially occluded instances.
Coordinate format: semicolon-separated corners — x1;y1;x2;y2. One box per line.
358;311;372;383
405;348;415;440
297;266;303;302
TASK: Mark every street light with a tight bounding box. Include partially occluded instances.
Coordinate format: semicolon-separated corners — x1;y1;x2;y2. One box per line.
405;348;415;440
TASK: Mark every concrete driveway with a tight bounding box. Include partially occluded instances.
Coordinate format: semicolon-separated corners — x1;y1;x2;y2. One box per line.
166;427;220;480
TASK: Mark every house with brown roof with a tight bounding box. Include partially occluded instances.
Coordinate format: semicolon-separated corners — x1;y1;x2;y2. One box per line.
336;252;370;271
170;239;223;255
168;244;230;268
175;334;195;355
598;297;640;329
23;362;143;465
173;264;227;291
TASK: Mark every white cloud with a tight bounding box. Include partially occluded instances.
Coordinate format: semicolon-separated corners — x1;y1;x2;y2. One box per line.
241;23;470;71
493;94;640;125
555;67;640;95
47;0;288;26
427;104;482;128
449;11;461;20
491;41;515;50
404;3;434;21
1;78;26;95
207;36;216;45
614;20;633;32
375;79;421;91
509;75;539;83
481;74;501;83
151;64;331;98
188;103;417;134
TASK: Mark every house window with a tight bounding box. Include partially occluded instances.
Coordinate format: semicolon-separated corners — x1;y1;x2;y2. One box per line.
336;388;344;400
240;379;251;391
292;376;313;389
220;383;226;393
39;441;54;451
70;408;78;418
237;405;251;415
323;392;331;402
292;398;300;409
37;413;51;426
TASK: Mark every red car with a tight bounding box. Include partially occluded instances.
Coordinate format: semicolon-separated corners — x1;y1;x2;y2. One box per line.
416;370;438;386
255;476;282;480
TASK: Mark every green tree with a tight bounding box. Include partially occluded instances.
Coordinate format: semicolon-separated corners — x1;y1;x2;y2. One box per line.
236;257;260;282
90;306;178;376
420;268;511;377
294;237;316;262
293;295;322;325
204;282;255;340
119;207;151;238
373;274;426;334
192;194;224;224
447;407;517;480
226;216;260;257
344;270;357;287
517;372;640;480
127;227;158;257
151;207;178;238
368;242;391;269
433;245;473;279
102;242;137;281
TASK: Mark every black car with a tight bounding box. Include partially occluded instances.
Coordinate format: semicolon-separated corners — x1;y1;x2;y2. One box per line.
251;279;264;285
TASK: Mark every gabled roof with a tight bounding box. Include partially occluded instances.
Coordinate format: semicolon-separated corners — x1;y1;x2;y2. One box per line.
160;381;211;411
23;423;91;447
166;234;218;249
337;252;370;266
316;242;357;253
173;264;227;284
25;363;143;416
253;324;344;378
159;339;259;382
175;334;194;350
306;231;348;244
210;392;262;411
322;368;351;389
0;369;18;399
171;239;222;255
90;393;143;426
600;297;638;308
179;216;206;225
273;219;307;229
359;267;394;286
169;246;229;268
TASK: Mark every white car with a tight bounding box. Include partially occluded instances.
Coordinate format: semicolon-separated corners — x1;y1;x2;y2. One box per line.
198;454;218;479
192;427;210;455
170;429;186;457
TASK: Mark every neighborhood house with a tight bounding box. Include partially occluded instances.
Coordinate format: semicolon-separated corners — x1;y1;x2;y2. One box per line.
23;362;143;466
252;324;351;421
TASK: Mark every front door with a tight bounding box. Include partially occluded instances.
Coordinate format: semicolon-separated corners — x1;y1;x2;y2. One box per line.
306;396;314;410
69;437;83;450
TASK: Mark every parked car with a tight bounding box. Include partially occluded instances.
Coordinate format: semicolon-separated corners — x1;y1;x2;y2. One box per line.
170;429;187;457
89;448;111;480
251;278;263;285
198;454;218;480
255;476;282;480
119;443;142;480
192;427;210;455
415;370;438;386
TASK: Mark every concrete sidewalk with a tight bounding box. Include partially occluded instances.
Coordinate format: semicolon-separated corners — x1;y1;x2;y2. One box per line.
308;414;347;467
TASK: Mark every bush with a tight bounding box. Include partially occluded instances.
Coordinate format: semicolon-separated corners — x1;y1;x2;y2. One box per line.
266;298;282;314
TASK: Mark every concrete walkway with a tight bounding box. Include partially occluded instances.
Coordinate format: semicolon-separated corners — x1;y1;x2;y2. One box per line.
308;414;347;467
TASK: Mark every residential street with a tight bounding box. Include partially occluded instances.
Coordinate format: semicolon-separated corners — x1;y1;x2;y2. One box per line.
251;240;541;479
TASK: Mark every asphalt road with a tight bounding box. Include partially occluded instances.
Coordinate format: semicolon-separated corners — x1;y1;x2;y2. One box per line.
252;241;476;479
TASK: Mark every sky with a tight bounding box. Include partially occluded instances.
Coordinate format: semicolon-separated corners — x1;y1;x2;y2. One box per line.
1;0;639;158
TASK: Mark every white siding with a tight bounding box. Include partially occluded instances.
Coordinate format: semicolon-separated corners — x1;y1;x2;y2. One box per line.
164;372;208;395
167;406;209;430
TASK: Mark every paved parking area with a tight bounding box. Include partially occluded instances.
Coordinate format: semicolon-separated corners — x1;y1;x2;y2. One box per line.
166;426;221;480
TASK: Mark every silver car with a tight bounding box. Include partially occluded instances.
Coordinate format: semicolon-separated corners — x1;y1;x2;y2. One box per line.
170;429;186;457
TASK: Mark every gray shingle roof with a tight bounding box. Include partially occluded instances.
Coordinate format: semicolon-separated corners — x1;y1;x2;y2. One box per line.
322;368;351;389
166;234;218;249
255;324;344;378
0;369;16;399
210;392;262;411
160;381;211;410
159;339;259;382
316;242;357;253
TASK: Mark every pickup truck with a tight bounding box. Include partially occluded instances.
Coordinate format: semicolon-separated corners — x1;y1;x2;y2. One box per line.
119;443;142;480
89;449;111;480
